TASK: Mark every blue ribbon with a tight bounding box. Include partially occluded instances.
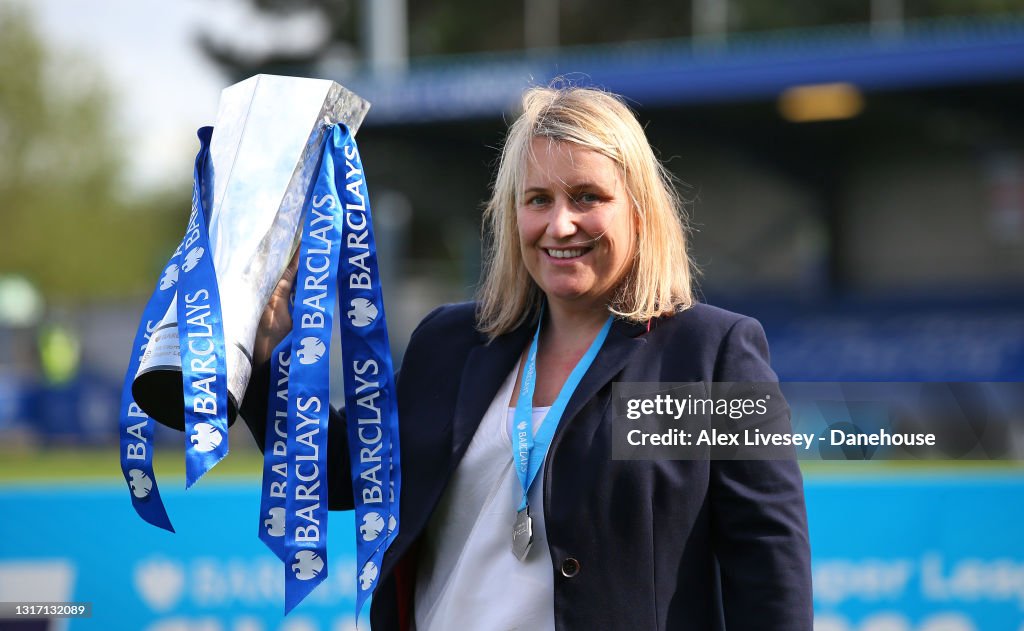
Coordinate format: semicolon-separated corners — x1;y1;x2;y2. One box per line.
261;124;400;615
120;127;230;528
259;325;293;561
176;127;230;488
118;247;180;532
124;124;400;614
513;309;612;511
335;126;401;619
280;127;343;613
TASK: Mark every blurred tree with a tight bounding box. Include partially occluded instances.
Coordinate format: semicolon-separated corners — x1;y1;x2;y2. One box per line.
195;0;1024;77
729;0;869;32
729;0;1024;32
0;5;184;302
195;0;682;71
196;0;356;82
907;0;1024;19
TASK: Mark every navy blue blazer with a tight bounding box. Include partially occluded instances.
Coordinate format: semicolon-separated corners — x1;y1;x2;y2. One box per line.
242;301;813;630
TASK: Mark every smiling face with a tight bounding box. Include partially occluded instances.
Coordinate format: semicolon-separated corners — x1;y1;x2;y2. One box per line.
517;137;636;314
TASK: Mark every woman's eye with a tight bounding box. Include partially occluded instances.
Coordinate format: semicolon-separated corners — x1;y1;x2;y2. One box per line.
576;192;601;204
526;195;549;206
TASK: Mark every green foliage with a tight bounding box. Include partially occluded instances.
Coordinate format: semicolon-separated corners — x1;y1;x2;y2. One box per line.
194;0;1024;73
0;5;185;302
730;0;869;32
908;0;1024;18
196;0;356;82
409;3;524;54
0;446;263;481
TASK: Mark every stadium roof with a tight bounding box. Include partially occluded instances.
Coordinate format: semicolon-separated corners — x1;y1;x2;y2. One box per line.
347;16;1024;125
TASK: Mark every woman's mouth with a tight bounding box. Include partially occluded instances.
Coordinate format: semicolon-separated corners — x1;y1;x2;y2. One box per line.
544;247;591;260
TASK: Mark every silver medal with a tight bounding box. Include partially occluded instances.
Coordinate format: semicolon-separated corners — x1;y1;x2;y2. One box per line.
512;506;533;561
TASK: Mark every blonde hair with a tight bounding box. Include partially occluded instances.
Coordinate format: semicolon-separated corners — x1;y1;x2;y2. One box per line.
476;85;695;338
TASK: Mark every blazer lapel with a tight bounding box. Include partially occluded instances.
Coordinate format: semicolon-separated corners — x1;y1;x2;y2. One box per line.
449;320;534;464
558;317;648;431
449;315;646;468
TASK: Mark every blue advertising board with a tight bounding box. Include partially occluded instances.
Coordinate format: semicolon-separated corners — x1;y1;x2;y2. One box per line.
0;480;367;630
0;472;1021;630
807;473;1024;631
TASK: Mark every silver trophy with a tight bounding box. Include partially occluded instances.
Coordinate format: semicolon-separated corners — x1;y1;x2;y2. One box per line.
133;74;370;428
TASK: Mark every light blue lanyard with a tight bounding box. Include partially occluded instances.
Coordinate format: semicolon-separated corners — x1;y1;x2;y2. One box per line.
512;309;613;511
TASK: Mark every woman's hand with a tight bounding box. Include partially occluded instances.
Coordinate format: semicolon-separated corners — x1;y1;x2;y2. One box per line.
253;250;299;367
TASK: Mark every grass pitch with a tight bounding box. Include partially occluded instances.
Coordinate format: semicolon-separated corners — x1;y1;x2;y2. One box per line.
1;447;1020;484
0;447;265;482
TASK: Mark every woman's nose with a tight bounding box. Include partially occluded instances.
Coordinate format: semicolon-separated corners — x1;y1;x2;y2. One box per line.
546;197;576;239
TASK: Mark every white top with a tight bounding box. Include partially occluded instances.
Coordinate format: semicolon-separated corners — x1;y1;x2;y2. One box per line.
413;364;556;631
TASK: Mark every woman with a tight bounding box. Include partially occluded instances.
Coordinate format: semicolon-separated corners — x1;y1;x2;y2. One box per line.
245;86;812;630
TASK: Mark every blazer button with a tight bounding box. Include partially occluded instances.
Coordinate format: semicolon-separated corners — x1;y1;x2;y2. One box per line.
560;557;580;578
